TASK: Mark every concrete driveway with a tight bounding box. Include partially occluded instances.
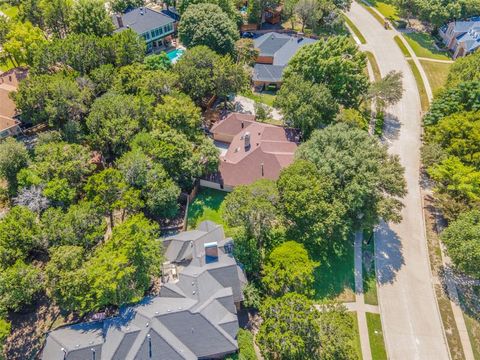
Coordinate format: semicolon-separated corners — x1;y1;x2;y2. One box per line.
346;2;450;359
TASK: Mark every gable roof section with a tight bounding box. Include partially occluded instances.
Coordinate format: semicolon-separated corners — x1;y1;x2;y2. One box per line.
113;7;175;34
254;32;316;65
42;222;245;360
253;64;285;83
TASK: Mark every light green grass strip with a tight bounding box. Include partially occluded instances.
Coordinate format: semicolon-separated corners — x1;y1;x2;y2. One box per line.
365;51;381;81
343;14;366;44
407;59;429;112
366;313;388;360
393;35;411;57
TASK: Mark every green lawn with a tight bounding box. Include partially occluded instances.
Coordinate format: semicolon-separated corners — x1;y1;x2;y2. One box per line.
343;14;366;44
241;90;276;107
362;230;378;305
394;35;411;57
404;33;450;60
313;241;355;303
369;0;399;20
464;311;480;360
0;3;18;18
186;187;228;230
349;312;364;360
420;60;451;94
366;313;387;360
407;59;429;112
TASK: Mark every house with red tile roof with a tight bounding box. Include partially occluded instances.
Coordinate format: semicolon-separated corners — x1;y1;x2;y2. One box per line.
0;68;26;139
203;113;298;191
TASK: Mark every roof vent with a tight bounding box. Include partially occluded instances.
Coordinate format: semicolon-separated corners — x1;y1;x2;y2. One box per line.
146;322;149;327
261;162;264;177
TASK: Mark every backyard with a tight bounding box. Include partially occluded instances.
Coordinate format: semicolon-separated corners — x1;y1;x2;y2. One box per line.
186;187;227;230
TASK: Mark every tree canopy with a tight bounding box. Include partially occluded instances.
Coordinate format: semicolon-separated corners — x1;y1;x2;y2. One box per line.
284;36;369;108
178;3;239;55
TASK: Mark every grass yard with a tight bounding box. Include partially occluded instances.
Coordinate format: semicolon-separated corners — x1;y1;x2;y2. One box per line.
349;312;364;360
313;241;356;303
366;313;388;360
241;90;276;107
464;312;480;360
186;187;227;230
369;0;399;20
404;33;450;60
407;59;429;112
362;229;378;305
0;3;19;18
394;35;411;57
419;60;451;94
343;14;366;44
358;1;385;25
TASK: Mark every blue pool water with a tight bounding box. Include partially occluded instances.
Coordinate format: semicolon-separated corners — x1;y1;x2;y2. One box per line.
166;48;185;63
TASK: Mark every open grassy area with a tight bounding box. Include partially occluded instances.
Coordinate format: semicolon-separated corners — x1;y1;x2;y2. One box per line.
419;60;451;94
366;313;387;360
365;51;381;81
186;187;227;230
241;90;276;107
407;59;429;112
343;14;366;44
394;35;411;57
404;33;450;60
358;1;385;25
313;241;355;303
349;312;364;360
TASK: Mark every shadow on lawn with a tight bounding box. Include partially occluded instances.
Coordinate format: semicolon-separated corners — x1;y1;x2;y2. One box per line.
312;240;355;300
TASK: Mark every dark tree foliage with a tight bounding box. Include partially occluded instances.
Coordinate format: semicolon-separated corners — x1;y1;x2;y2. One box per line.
111;0;145;13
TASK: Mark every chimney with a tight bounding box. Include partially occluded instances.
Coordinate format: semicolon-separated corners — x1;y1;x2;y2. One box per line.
261;162;264;176
116;15;123;28
244;131;251;150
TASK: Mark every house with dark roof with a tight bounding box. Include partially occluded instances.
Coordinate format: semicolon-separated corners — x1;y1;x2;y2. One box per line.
112;7;176;52
41;221;246;360
252;32;316;89
202;113;298;191
439;18;480;58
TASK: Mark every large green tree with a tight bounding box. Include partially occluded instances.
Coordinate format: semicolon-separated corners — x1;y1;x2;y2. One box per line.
70;0;114;36
178;3;239;55
296;123;406;232
111;0;144;13
0;260;44;313
83;214;162;311
2;21;46;66
262;241;318;297
284;36;369;108
39;0;72;38
0;138;29;195
0;206;40;268
275;74;339;138
278;160;347;246
446;51;480;88
440;210;480;278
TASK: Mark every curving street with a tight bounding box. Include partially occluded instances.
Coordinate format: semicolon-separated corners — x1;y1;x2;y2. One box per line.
346;2;450;359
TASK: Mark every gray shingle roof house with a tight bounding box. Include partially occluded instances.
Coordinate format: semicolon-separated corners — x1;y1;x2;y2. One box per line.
252;32;316;88
113;7;176;52
41;221;246;360
439;18;480;58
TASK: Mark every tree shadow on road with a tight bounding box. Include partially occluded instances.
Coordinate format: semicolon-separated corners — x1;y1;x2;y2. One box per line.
375;222;405;285
381;112;401;143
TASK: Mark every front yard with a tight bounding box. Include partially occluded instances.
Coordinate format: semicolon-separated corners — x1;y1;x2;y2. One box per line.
404;33;450;60
419;60;451;94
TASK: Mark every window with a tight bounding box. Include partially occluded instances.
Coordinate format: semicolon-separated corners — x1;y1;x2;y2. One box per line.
164;23;172;33
151;30;155;38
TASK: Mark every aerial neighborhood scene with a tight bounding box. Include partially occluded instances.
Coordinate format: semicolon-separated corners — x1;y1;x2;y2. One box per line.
0;0;479;358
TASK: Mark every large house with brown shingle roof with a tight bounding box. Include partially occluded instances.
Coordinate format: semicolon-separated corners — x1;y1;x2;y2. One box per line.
203;113;297;191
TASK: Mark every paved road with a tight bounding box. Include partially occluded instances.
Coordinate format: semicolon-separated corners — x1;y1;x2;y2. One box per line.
346;3;450;359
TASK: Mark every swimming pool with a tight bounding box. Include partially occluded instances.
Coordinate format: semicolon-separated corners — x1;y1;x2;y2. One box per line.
166;48;185;64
